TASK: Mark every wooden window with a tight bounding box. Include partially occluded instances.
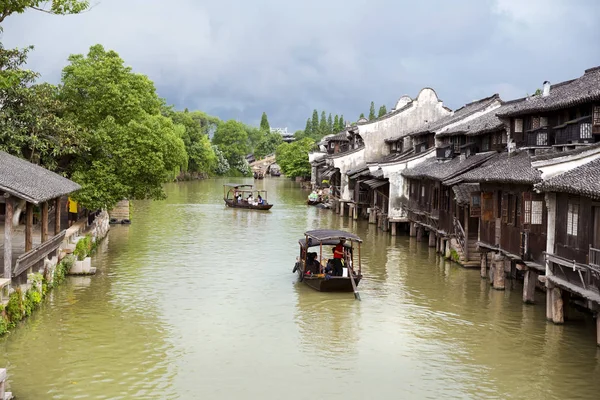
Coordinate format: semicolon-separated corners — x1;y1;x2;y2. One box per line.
481;136;490;151
507;194;516;225
514;119;523;133
522;192;543;225
593;105;600;128
501;131;507;144
501;193;509;223
581;123;592;139
421;186;425;198
482;192;494;221
540;116;548;127
536;132;548;146
470;193;481;217
532;117;540;130
433;187;439;210
567;202;579;236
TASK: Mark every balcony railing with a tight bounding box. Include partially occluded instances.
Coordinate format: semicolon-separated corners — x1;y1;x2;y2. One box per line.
555;116;593;145
590;246;600;269
525;127;553;147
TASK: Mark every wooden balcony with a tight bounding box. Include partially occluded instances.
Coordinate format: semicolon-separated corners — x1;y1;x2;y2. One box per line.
590;246;600;269
525;127;553;147
555;116;593;145
436;144;454;160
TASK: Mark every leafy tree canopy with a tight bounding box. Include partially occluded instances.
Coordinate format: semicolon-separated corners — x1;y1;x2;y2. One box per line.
378;105;387;117
211;119;250;167
369;101;376;120
260;111;270;132
254;130;283;159
275;137;314;179
0;0;89;24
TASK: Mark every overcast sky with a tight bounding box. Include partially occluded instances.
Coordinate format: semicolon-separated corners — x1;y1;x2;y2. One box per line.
3;0;599;130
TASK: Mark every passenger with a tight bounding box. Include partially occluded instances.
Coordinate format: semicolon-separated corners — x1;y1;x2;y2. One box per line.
332;239;345;276
306;252;320;274
247;193;254;203
257;195;264;205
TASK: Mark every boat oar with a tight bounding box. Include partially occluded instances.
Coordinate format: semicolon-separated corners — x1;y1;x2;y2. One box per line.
348;268;361;301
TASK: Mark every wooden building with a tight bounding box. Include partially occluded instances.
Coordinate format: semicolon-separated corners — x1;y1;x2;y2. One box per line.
0;151;81;284
535;157;600;344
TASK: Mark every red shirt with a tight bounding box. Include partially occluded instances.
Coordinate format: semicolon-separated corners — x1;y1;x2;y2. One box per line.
334;243;344;259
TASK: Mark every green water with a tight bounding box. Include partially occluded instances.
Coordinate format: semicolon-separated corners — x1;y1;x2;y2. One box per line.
1;178;599;399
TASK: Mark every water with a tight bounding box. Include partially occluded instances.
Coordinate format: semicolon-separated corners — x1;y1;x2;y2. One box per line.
1;178;599;399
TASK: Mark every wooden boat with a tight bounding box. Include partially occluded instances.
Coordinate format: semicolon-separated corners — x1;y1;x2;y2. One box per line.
307;199;321;206
293;229;363;299
253;171;264;179
223;183;273;210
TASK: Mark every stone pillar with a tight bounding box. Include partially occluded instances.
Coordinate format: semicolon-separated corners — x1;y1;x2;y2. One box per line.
445;240;451;258
546;281;554;321
340;201;345;217
391;222;397;236
409;222;417;237
3;195;13;280
480;252;487;279
353;205;359;220
596;315;600;347
523;269;537;304
369;209;377;224
492;253;505;290
551;287;564;324
382;218;388;232
416;227;423;242
428;231;436;247
436;236;441;253
0;368;6;400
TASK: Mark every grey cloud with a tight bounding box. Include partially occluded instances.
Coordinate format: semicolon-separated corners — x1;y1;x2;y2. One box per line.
2;0;599;130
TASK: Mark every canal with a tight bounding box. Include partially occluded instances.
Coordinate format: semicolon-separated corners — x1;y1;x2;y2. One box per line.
1;177;600;399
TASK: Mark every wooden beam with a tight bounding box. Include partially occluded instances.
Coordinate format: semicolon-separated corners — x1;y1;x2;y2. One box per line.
3;195;13;280
54;197;61;235
41;201;49;243
25;202;33;252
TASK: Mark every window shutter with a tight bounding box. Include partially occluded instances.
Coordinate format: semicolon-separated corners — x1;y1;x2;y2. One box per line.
482;192;493;221
501;193;509;223
470;192;481;217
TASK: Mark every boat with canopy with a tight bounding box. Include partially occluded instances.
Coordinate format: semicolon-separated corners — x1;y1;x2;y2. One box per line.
223;183;273;210
293;229;363;299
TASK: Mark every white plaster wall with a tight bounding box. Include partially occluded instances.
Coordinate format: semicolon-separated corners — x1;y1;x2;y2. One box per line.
331;148;366;201
533;148;600;180
380;149;437;220
434;101;502;147
309;151;327;163
357;88;451;162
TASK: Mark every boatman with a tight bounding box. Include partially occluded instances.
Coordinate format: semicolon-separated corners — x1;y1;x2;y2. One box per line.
332;239;345;276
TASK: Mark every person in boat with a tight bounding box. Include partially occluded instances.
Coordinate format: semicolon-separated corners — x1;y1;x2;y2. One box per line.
306;252;320;274
257;194;264;205
308;190;318;202
247;193;254;204
332;239;345;276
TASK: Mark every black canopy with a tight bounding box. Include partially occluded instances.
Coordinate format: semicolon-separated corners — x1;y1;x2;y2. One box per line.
303;229;362;243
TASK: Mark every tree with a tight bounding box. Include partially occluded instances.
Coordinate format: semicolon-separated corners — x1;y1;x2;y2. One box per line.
275;137;314;179
59;44;186;209
243;124;262;153
378;105;387;117
260;111;270;132
319;111;327;137
254;130;283;159
0;0;90;24
212;145;230;175
369;101;376;120
339;115;345;129
311;109;319;137
304;118;312;137
333;115;339;133
327;113;333;134
359;113;365;119
211;119;249;168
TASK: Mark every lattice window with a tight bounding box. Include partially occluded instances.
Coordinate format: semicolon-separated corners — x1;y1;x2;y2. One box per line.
514;119;523;133
540;117;548;127
536;132;548;146
581;123;592;139
593;106;600;126
532;117;540;130
567;202;579;236
531;201;543;224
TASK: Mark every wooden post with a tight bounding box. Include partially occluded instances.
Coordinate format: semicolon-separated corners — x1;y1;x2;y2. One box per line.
546;281;554;320
492;253;505;290
416;226;423;242
436;236;441;253
25;202;33;252
551;287;564;324
3;195;13;280
596;315;600;347
340;201;345;217
480;252;487;279
358;242;361;275
409;222;417;237
464;209;469;260
54;197;61;235
353;205;359;220
523;269;537;304
391;222;397;236
382;218;388;232
428;231;436;247
41;201;49;243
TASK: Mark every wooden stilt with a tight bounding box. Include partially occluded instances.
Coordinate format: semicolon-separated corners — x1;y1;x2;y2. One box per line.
416;227;423;242
428;231;436;247
3;195;13;280
391;222;397;236
353;205;359;220
25;202;33;252
409;222;416;237
523;269;537;304
492;253;505;290
596;315;600;347
552;287;564;324
340;202;345;217
546;281;554;321
480;252;487;279
41;201;49;243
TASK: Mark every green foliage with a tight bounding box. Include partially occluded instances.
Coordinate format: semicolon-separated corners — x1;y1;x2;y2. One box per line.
260;112;270;132
0;0;89;25
53;255;74;285
212;145;230;175
359;112;365;119
212;120;250;168
327;113;333;134
304;118;312;137
5;289;24;326
534;88;542;96
378;105;387;117
311;110;319;137
73;235;92;260
369;101;376;120
333;115;339;133
275;137;314;179
319;111;327;136
254;130;283;159
59;44;187;210
243;124;263;153
450;249;460;263
339;115;345;130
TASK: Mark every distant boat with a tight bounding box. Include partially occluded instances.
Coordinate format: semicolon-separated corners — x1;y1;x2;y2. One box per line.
293;229;363;299
223;183;273;210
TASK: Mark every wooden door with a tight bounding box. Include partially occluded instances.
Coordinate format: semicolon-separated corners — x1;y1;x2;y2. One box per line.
593;206;600;248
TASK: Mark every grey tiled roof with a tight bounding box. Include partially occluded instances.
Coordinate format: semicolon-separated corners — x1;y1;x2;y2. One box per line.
536;157;600;199
497;66;600;117
452;150;541;185
453;183;480;205
0;151;81;204
387;94;501;142
531;141;600;162
329;132;349;142
401;151;495;181
437;104;508;138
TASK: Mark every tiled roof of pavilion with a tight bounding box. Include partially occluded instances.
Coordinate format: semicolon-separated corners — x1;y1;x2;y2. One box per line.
448;150;541;185
401;151;495;181
0;151;81;204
